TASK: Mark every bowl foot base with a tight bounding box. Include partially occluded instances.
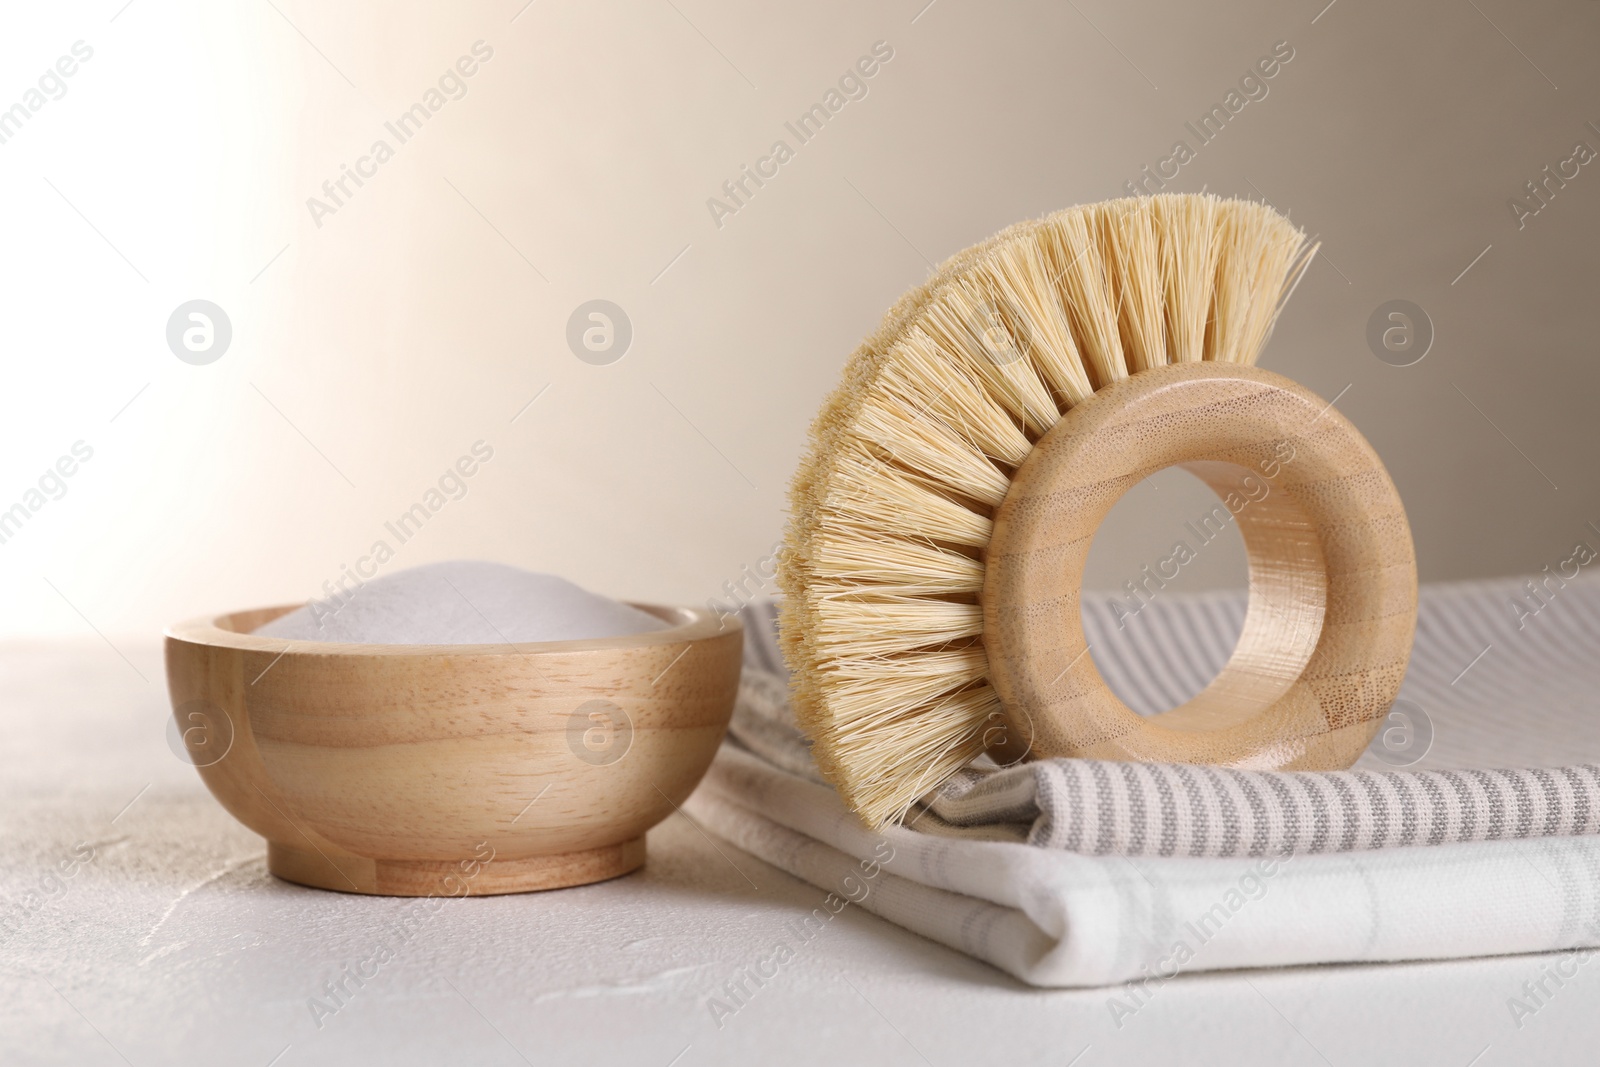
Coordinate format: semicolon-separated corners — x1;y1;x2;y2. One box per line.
267;837;647;896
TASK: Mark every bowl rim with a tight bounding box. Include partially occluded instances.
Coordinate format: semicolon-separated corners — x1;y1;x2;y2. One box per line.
164;602;742;657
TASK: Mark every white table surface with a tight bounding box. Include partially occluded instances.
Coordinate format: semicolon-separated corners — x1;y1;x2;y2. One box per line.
3;639;1597;1067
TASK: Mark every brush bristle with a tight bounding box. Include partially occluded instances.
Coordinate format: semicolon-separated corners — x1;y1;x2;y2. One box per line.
780;194;1316;827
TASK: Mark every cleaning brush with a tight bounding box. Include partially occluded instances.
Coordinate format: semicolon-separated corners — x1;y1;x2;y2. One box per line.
779;193;1418;827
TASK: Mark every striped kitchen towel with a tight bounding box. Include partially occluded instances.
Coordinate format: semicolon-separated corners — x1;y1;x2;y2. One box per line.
686;575;1600;985
731;577;1600;857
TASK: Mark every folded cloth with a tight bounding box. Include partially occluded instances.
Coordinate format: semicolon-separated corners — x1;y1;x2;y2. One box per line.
731;658;1600;858
686;575;1600;986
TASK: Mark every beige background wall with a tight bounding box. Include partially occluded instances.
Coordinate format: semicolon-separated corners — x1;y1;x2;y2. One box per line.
2;0;1597;640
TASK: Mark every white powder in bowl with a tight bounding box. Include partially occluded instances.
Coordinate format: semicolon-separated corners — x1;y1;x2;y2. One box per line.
254;561;669;645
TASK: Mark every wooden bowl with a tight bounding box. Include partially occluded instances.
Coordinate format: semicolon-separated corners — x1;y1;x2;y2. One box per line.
164;603;742;896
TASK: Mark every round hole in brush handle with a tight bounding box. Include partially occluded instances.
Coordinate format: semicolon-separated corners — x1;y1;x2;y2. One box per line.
981;361;1417;770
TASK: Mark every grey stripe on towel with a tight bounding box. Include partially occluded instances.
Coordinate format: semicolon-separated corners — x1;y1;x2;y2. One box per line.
733;577;1600;858
936;758;1600;857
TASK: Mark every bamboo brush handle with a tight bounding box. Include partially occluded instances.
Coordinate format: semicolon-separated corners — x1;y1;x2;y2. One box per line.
982;362;1417;770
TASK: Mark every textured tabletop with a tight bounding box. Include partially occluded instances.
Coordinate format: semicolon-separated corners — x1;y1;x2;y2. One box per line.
2;640;1596;1066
